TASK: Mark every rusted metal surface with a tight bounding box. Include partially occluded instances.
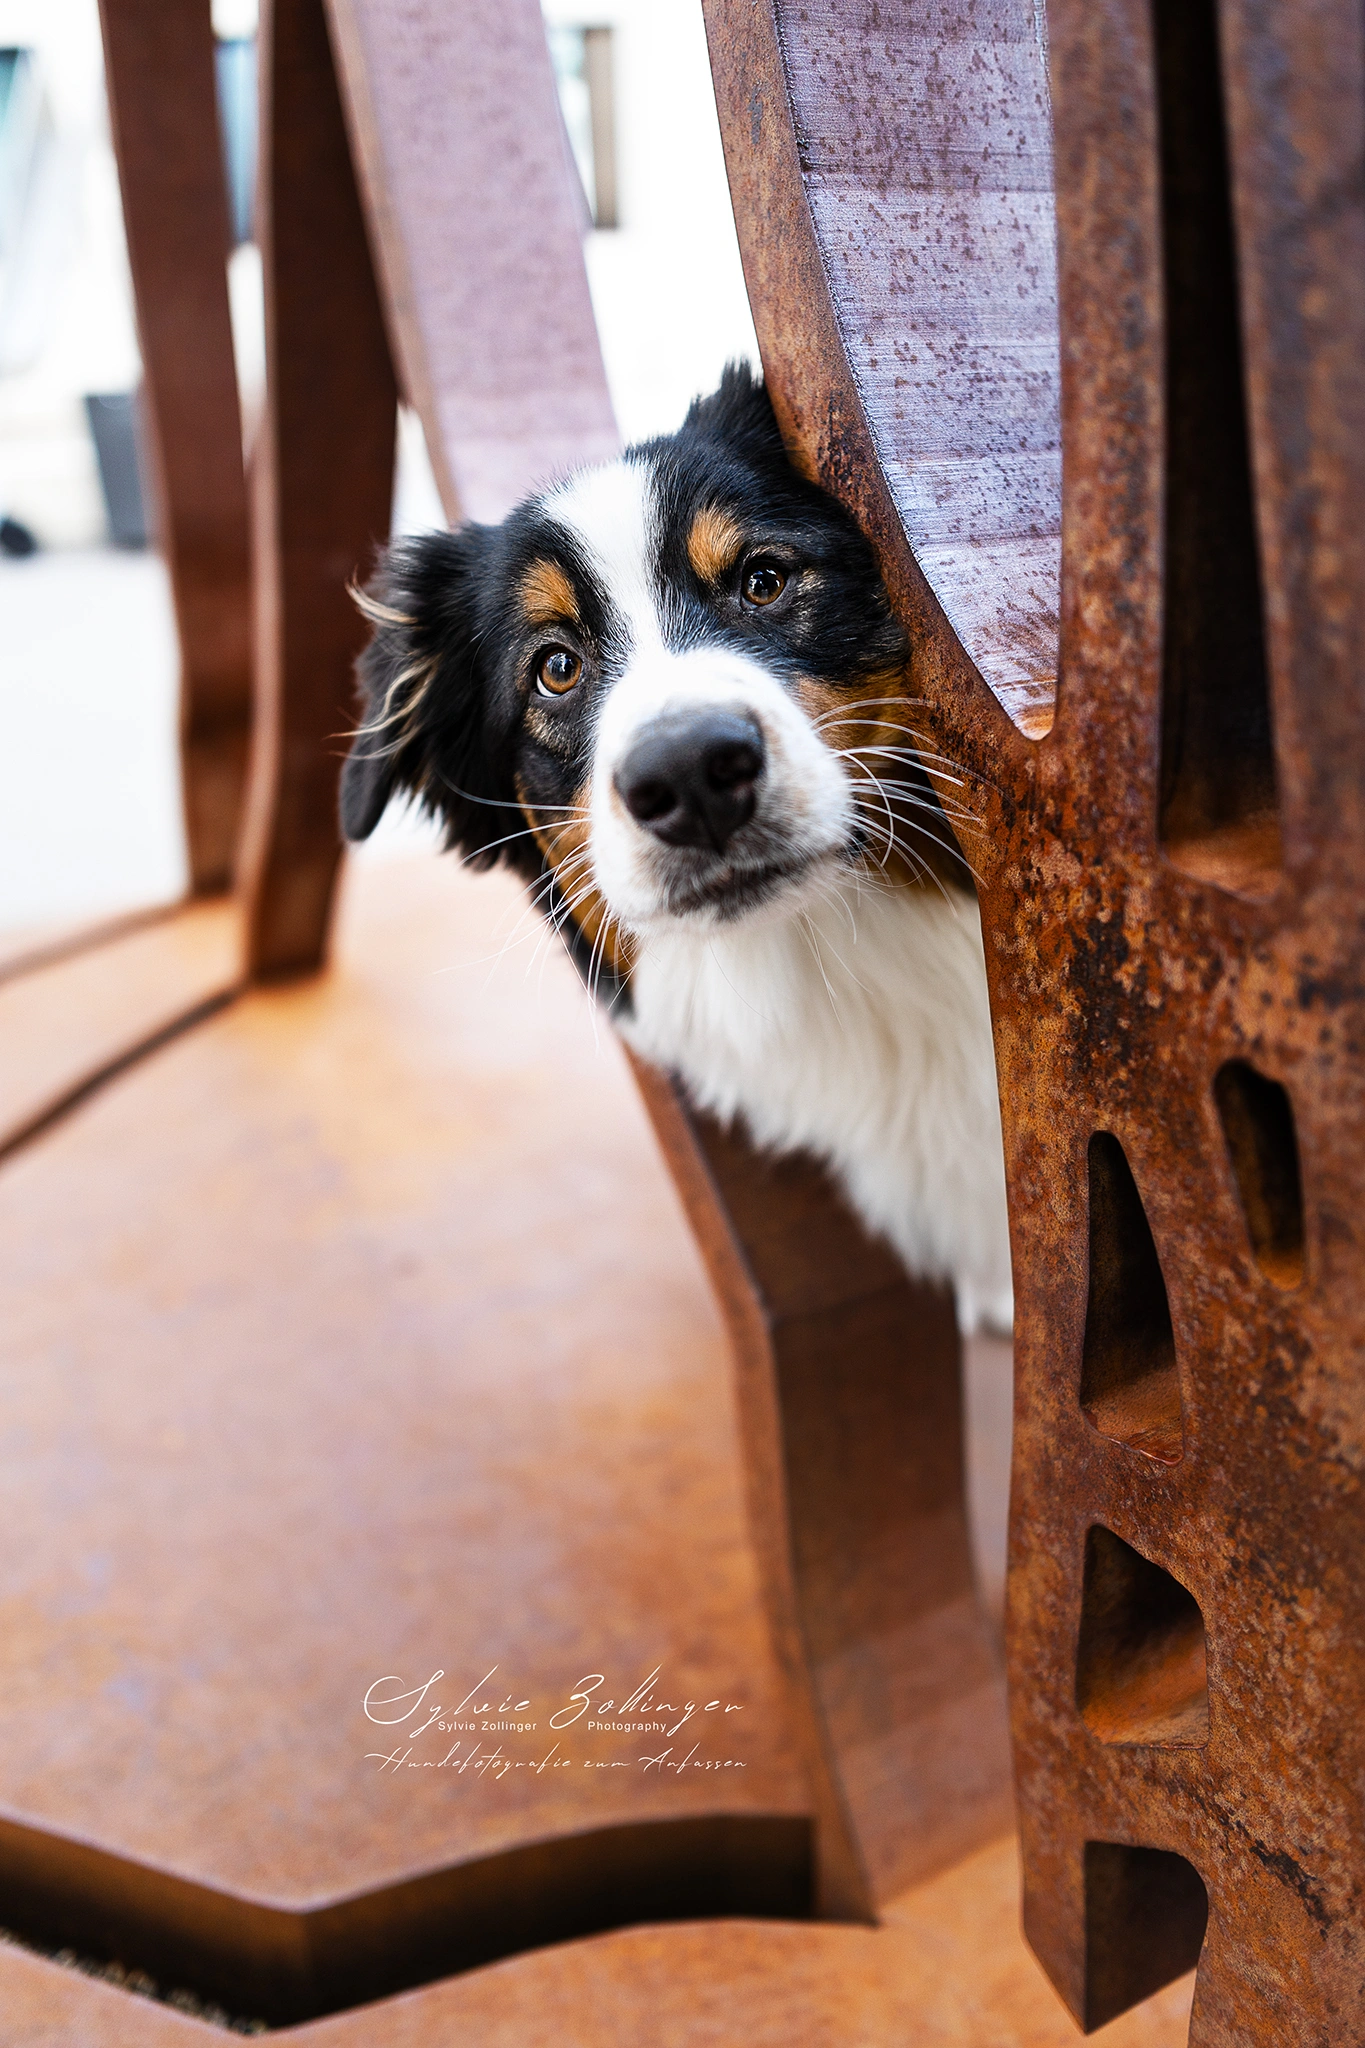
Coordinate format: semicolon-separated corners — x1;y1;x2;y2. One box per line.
705;0;1061;740
238;0;398;977
324;0;619;521
0;856;806;2024
241;0;618;982
0;1833;1195;2044
0;899;241;1162
283;1836;1194;2045
96;0;253;894
706;0;1365;2034
631;1056;1011;1919
63;0;1364;2027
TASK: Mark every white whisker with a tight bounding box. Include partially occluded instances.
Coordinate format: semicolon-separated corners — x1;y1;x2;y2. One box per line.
798;910;841;1018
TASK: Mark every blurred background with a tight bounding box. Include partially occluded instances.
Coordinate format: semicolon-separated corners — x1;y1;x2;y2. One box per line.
0;0;759;944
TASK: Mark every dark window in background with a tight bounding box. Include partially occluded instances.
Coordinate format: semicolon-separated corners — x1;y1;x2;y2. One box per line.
211;28;608;245
0;47;38;259
215;35;257;246
0;46;24;131
85;391;150;548
547;25;617;230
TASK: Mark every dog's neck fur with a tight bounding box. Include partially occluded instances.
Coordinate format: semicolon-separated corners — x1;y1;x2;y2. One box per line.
621;873;1012;1335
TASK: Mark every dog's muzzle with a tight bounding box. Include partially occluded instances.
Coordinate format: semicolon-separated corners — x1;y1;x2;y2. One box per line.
613;707;765;854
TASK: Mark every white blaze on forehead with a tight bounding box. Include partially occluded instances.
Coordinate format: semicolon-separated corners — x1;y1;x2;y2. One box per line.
544;457;662;659
548;452;853;934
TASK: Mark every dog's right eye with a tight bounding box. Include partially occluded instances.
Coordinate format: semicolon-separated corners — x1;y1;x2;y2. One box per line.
536;647;583;697
742;558;787;607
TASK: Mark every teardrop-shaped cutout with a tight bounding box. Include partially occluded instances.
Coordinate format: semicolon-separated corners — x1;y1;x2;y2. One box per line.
1214;1060;1305;1288
1080;1134;1184;1465
1076;1525;1209;1746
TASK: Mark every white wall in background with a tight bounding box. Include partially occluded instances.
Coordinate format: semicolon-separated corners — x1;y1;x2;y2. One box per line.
542;0;759;446
392;0;762;537
0;550;186;931
0;0;138;546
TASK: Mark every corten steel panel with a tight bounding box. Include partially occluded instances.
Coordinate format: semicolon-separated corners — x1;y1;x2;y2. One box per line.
95;0;253;895
0;899;241;1161
238;0;399;977
0;1835;1195;2043
631;1058;1012;1918
240;0;619;979
282;1838;1193;2045
704;0;1365;2036
0;857;807;2023
323;0;619;521
710;0;1062;740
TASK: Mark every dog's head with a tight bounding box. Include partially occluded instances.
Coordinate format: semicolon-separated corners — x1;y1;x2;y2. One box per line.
342;364;965;993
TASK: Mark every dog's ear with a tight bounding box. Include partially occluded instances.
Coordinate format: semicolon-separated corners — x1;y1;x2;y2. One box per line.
341;525;508;860
682;360;785;461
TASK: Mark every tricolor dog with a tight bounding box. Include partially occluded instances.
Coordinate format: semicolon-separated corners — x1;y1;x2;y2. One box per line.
342;366;1012;1333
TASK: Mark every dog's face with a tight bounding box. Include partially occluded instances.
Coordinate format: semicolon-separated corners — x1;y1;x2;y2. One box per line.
342;365;962;991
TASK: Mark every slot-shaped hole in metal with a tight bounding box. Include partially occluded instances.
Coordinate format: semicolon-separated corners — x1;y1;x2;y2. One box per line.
1214;1059;1304;1288
1077;1526;1208;1747
1154;0;1281;897
1080;1133;1184;1466
1084;1840;1208;2030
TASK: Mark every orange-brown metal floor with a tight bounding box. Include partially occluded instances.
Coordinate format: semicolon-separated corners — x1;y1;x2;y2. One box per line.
0;1846;1194;2044
0;852;1193;2041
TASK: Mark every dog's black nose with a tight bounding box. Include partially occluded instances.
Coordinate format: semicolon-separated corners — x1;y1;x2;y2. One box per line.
615;710;765;852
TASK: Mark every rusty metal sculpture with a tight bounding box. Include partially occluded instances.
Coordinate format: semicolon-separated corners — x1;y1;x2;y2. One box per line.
96;0;253;894
5;0;1358;2035
704;0;1365;2034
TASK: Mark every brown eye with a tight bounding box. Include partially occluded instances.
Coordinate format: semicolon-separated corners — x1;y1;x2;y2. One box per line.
536;647;582;696
742;558;787;606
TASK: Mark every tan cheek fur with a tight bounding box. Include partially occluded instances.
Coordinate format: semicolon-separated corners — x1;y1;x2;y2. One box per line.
686;506;745;585
796;670;973;894
520;560;580;628
516;774;633;980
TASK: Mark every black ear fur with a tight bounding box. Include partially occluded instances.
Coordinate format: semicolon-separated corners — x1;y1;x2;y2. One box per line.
680;360;784;461
341;525;507;858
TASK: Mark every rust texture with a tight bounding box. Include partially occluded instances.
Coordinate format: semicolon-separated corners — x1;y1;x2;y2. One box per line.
240;0;622;982
238;0;398;977
705;0;1365;2034
37;0;1360;2028
0;857;809;2024
630;1055;1012;1919
95;0;253;893
323;0;619;521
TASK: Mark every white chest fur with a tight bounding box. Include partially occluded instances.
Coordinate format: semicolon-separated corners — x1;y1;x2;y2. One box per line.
620;879;1014;1336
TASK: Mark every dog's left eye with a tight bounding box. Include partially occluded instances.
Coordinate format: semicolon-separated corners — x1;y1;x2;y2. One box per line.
536;647;583;697
742;558;787;607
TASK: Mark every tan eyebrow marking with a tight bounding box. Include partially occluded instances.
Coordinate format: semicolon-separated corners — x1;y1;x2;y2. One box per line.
520;559;580;627
687;505;745;584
